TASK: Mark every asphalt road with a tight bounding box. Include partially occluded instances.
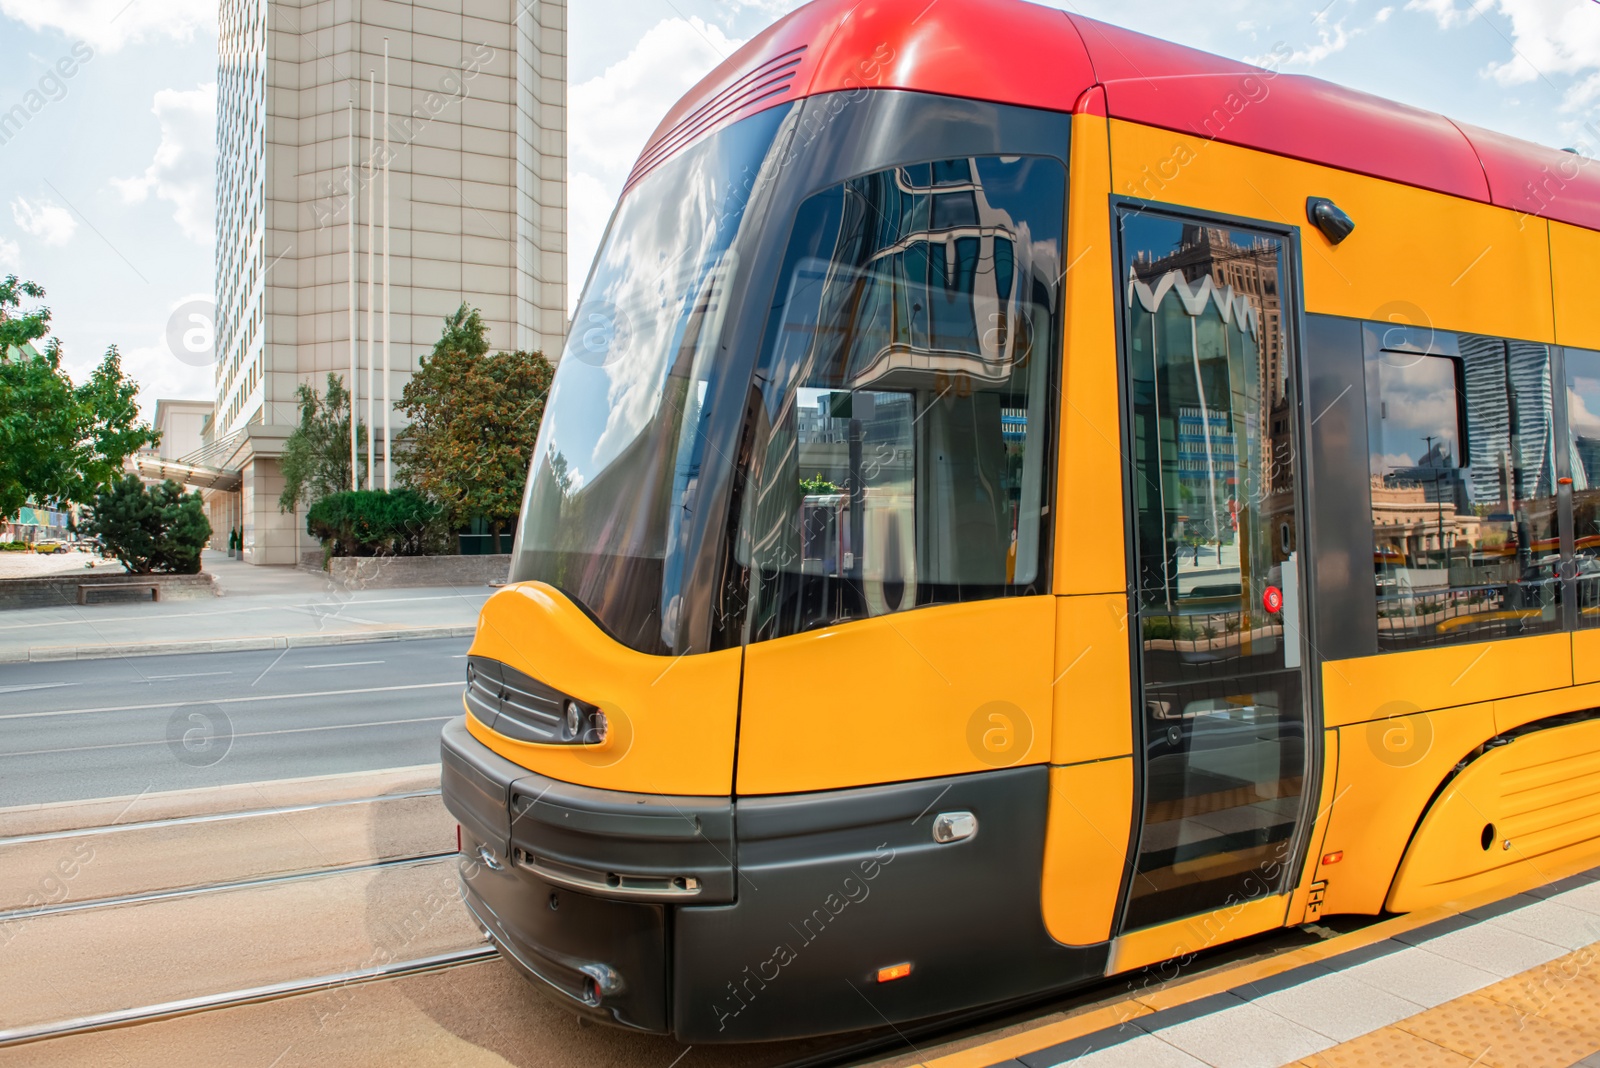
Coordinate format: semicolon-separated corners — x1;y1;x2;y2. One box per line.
0;638;469;808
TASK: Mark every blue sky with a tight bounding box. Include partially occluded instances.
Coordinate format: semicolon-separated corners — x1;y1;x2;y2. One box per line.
0;0;1596;412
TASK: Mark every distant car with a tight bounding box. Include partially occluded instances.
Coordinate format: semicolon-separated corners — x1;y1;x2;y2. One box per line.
32;539;66;554
68;539;99;552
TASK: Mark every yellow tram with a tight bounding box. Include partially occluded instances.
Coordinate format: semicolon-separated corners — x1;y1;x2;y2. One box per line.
442;0;1600;1041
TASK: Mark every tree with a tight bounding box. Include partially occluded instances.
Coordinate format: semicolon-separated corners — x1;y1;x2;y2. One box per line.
0;277;157;517
279;373;366;512
397;304;554;552
305;489;442;558
0;275;51;355
79;476;212;574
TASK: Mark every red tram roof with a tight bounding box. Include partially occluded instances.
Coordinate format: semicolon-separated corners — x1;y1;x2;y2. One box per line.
628;0;1600;233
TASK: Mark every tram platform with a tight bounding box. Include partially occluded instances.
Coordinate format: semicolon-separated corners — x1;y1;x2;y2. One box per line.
909;866;1600;1068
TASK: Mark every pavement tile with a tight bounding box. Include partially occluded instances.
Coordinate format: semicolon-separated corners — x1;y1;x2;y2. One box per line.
1396;992;1600;1068
1483;900;1600;953
1248;968;1425;1043
1398;917;1570;978
1047;1032;1211;1067
1299;1026;1480;1067
1144;998;1328;1068
1340;945;1502;1006
1474;947;1600;1042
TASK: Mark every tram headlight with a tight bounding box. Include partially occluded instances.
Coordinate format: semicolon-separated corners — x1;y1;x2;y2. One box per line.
565;700;582;737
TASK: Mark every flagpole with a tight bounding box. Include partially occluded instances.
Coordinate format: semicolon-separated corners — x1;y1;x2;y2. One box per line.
382;38;392;492
346;98;358;490
365;68;377;490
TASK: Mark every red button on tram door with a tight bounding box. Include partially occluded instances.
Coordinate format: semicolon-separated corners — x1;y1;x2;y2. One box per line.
1262;586;1283;614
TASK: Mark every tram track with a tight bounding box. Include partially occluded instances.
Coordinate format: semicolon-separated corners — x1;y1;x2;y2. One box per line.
0;908;1376;1068
0;945;499;1049
0;850;457;923
0;787;443;847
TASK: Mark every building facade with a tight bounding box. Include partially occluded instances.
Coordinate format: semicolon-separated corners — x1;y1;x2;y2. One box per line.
209;0;567;563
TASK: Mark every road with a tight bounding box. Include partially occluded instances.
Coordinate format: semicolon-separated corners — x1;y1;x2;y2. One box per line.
0;638;468;807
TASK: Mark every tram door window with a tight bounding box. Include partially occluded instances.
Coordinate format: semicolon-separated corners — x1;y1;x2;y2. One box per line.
1565;348;1600;626
1367;336;1560;649
1118;211;1311;932
737;156;1065;641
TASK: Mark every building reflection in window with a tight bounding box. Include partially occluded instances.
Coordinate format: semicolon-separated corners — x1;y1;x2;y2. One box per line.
1368;337;1559;649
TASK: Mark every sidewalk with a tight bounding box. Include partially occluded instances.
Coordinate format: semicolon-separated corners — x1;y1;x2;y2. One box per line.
0;551;493;663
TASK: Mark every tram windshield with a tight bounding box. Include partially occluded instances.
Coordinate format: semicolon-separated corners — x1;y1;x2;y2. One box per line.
509;105;793;655
737;156;1066;639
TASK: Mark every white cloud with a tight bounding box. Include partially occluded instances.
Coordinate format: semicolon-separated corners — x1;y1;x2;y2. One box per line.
0;0;213;53
1409;0;1600;113
1405;0;1476;29
0;237;19;272
1278;20;1358;67
11;197;77;245
566;18;742;310
569;18;740;175
112;83;216;245
1375;7;1395;23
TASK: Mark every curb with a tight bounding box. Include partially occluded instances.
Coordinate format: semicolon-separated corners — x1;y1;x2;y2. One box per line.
1;625;478;664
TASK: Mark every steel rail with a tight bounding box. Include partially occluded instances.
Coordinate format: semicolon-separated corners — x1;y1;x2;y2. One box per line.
0;945;498;1049
0;851;458;924
0;788;443;847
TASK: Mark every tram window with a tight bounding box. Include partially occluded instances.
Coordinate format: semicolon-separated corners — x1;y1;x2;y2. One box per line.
737;155;1065;641
1368;337;1560;650
1565;348;1600;627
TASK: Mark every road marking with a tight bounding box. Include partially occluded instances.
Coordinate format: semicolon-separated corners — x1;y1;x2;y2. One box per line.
0;682;76;695
298;660;384;669
0;681;462;721
145;672;233;680
0;716;454;758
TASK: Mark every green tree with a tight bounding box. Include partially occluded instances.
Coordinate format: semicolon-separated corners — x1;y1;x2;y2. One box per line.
79;476;212;574
0;275;51;354
397;304;554;552
0;278;157;517
305;489;442;558
279;373;366;512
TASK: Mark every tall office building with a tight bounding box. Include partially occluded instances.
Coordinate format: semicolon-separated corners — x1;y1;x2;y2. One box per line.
207;0;567;564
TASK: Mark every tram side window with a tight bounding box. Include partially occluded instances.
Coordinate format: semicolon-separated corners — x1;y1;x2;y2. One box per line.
1368;336;1560;650
1565;348;1600;626
736;156;1065;641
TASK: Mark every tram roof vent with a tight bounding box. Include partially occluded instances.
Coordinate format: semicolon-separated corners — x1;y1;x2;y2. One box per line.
623;45;807;192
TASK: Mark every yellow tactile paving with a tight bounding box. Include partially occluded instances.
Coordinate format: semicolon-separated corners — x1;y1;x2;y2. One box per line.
1285;978;1600;1068
1296;1025;1481;1067
1395;993;1599;1068
1475;945;1600;1042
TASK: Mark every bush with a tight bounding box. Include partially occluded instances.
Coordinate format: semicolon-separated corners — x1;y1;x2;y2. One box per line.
305;489;443;559
77;476;211;574
0;540;29;552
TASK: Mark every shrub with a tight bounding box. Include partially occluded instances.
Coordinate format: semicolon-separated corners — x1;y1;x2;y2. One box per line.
305;489;443;559
0;540;29;551
77;476;211;574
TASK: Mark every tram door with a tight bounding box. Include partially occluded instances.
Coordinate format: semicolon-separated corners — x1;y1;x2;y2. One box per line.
1114;210;1315;933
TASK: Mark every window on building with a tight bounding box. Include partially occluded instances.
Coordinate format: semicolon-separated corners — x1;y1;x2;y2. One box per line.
1369;335;1559;650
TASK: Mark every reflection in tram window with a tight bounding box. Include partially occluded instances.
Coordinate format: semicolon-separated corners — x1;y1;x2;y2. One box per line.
1368;337;1559;650
1567;349;1600;627
1120;216;1306;930
736;156;1065;641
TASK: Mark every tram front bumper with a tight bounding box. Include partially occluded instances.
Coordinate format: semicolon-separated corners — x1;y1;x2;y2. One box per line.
441;717;1107;1042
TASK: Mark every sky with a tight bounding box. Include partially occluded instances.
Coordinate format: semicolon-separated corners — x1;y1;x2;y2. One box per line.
0;0;1597;415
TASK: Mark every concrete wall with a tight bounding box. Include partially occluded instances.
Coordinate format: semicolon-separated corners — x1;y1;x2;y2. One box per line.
0;573;218;611
301;551;509;590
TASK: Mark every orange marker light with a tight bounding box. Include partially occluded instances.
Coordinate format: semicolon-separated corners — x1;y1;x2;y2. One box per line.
1322;851;1344;865
876;962;912;983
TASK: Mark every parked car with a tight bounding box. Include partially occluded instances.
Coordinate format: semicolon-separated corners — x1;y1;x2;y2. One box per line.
32;539;67;554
